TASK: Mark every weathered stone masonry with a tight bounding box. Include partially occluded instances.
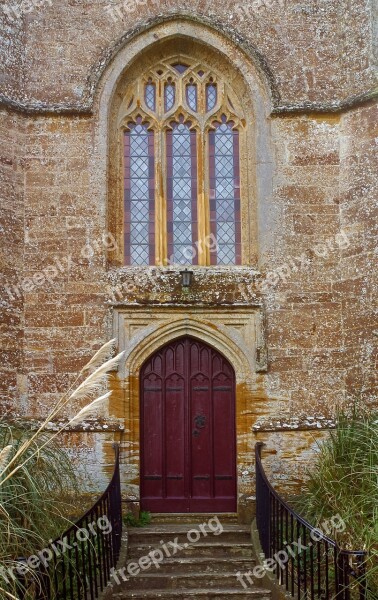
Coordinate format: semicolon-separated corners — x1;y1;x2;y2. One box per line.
0;0;377;515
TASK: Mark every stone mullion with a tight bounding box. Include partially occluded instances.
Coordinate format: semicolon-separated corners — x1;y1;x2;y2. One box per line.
156;125;167;266
197;74;210;265
118;128;126;266
156;77;166;265
197;127;209;265
239;126;250;266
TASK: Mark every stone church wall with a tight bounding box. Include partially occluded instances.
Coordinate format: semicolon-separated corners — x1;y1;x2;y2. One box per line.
0;110;24;412
0;0;376;507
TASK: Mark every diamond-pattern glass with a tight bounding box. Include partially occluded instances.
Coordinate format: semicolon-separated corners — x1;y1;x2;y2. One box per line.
145;83;156;111
130;201;149;221
207;84;217;111
174;246;195;264
186;84;198;112
130;179;148;199
124;124;155;266
217;245;236;265
173;200;192;220
173;125;191;154
130;245;149;265
165;83;175;112
173;180;191;198
216;200;235;220
130;157;149;177
172;63;189;74
167;123;197;265
216;180;234;199
210;122;240;265
215;155;234;177
215;134;233;154
173;156;191;177
130;125;149;154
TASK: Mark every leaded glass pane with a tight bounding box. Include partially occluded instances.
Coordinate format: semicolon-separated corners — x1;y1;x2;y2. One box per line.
216;180;235;199
173;200;192;220
173;156;191;177
216;200;235;220
172;63;189;73
209;122;241;265
130;201;149;221
217;245;236;264
186;84;198;112
167;123;198;265
124;124;155;266
129;179;148;199
130;245;149;266
130;157;149;177
145;83;156;111
174;246;196;264
207;84;217;111
165;83;175;112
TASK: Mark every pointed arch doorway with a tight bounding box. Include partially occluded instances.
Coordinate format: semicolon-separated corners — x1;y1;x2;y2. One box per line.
140;336;237;513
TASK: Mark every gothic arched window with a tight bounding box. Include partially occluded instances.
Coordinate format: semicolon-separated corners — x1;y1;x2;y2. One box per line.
121;59;246;267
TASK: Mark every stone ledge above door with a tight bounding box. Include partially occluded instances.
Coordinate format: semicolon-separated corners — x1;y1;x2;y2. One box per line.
106;266;262;307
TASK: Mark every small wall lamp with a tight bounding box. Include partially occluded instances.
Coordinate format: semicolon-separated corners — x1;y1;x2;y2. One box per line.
180;269;194;288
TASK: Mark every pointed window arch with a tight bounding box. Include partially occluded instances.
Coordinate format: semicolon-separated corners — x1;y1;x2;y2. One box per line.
121;58;246;266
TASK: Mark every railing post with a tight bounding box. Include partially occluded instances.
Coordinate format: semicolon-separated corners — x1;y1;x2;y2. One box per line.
338;550;368;600
255;442;270;557
111;442;122;563
336;549;347;600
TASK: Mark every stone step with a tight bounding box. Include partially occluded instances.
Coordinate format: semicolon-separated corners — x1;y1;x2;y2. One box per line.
112;589;270;600
127;541;255;560
125;556;255;574
109;519;271;600
150;513;239;525
118;572;260;591
127;524;250;546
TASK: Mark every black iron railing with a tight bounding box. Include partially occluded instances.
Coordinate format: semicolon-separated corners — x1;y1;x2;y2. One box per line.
18;443;122;600
255;442;368;600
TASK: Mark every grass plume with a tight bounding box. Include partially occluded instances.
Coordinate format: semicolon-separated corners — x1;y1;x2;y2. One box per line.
0;340;124;598
295;407;378;598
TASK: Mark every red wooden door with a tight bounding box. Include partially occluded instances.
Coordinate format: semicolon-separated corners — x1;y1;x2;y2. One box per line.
140;337;237;513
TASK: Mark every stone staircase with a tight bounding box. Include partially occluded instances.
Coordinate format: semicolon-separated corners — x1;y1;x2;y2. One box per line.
109;515;271;599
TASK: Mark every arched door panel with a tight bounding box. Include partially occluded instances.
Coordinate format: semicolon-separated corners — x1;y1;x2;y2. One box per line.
140;336;237;512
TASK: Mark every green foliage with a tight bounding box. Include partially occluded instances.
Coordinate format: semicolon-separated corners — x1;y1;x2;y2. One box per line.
296;407;378;598
0;340;123;599
124;510;152;528
0;422;80;598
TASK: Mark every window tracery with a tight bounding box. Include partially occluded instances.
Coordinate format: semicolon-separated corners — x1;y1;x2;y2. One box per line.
120;57;246;266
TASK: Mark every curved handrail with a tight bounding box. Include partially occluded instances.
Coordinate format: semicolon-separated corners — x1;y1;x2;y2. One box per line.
255;442;368;600
17;443;122;600
256;442;337;546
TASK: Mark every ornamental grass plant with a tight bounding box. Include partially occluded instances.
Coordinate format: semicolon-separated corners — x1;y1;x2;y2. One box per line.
0;424;80;592
0;340;125;599
297;407;378;599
